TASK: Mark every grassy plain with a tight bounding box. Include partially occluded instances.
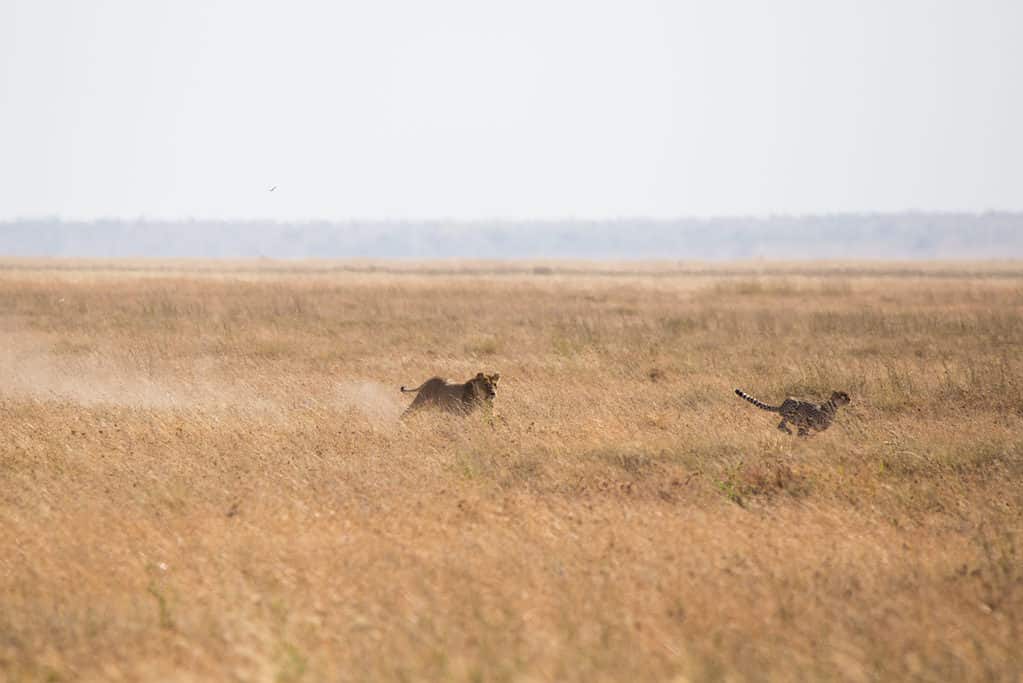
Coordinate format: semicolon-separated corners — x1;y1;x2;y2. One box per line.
1;259;1021;682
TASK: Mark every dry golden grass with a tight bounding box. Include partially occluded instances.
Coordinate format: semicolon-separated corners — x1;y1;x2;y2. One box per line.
1;259;1021;682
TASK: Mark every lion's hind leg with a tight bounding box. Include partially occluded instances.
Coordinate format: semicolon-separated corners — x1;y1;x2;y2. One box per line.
399;388;430;419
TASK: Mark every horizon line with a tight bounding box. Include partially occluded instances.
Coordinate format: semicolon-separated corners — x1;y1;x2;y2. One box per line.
3;209;1023;224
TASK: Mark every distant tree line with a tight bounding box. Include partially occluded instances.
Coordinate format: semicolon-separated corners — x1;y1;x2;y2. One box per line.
0;213;1020;259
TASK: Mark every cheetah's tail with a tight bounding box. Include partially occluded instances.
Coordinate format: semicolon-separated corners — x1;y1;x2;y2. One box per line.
735;388;782;412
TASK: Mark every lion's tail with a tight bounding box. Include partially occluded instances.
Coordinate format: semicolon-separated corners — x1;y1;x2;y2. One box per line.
400;382;427;393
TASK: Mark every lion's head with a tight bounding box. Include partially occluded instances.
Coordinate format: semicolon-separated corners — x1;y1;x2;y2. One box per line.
468;372;500;403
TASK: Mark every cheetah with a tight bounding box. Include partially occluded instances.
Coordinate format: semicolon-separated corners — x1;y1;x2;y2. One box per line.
735;388;850;436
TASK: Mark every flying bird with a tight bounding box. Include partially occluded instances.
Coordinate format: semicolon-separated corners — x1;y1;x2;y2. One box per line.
268;185;277;192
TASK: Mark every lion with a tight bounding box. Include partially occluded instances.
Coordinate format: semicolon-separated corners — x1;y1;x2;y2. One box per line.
400;372;500;417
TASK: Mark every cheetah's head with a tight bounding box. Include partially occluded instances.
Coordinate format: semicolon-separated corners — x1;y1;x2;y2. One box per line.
830;391;851;406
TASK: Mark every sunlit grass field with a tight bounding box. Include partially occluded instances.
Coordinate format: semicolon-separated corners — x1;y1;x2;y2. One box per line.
1;260;1021;682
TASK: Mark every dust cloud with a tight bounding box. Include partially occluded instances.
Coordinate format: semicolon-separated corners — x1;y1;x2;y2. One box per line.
1;335;183;409
0;333;405;425
334;380;405;428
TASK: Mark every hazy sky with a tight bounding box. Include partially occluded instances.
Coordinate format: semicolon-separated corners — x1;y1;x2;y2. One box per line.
1;0;1021;220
